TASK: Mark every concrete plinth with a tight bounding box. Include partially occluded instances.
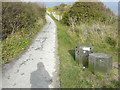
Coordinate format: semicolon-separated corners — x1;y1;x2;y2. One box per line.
89;53;112;73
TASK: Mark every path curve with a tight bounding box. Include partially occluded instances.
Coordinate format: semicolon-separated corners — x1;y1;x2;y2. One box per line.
2;15;59;88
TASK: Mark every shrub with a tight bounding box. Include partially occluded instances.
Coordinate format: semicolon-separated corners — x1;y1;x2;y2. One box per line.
62;2;116;25
2;2;46;40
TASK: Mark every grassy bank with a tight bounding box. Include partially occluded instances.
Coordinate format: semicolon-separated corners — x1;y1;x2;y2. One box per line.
1;19;46;64
1;2;46;64
50;14;119;88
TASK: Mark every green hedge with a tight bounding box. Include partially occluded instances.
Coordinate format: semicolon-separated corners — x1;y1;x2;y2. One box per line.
62;2;116;25
2;2;46;40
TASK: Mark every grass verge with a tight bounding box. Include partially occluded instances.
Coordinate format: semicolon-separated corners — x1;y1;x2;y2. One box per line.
50;14;119;88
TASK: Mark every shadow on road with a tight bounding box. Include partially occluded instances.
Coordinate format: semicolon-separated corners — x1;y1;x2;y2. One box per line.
30;62;52;88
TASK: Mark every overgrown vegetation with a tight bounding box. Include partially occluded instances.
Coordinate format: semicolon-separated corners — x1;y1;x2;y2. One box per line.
50;14;119;88
61;2;118;60
1;2;46;64
62;2;116;25
48;1;119;88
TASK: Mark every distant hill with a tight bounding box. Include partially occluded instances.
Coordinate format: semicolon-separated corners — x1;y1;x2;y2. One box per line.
62;2;116;25
47;3;71;15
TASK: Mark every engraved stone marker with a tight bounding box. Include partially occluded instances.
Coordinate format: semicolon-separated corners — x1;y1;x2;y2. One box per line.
75;46;94;67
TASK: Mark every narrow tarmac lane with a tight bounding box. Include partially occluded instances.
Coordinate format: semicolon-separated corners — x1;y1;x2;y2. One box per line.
2;15;59;88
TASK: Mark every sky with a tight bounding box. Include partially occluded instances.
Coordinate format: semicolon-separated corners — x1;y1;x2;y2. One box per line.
103;2;118;15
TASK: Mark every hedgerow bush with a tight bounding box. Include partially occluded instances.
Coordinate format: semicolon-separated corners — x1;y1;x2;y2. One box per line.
2;2;46;40
62;2;116;25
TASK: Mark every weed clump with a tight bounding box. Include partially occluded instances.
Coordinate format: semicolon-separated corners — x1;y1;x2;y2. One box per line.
105;37;117;47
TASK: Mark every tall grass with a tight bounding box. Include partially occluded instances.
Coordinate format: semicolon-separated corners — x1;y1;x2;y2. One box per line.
75;22;118;47
68;21;118;62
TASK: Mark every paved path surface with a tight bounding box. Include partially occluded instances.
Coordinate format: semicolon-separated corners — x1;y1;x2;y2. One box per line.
2;15;59;88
